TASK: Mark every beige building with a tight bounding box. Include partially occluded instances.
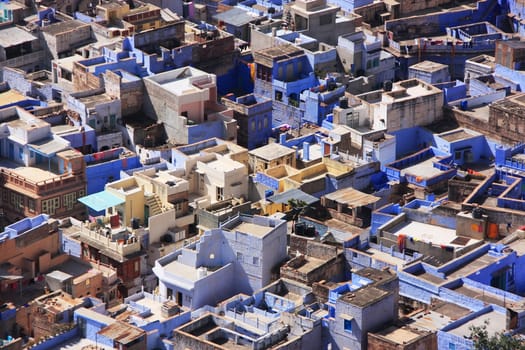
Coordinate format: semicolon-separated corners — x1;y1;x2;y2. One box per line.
286;0;356;45
172;138;250;209
41;20;93;60
357;78;443;132
196;155;248;204
88;168;194;238
143;67;236;144
248;143;296;174
31;291;85;340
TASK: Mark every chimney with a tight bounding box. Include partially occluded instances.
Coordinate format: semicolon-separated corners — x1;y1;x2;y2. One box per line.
303;142;310;161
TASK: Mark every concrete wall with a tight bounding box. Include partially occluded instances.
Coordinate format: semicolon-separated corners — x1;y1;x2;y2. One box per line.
331;291;396;350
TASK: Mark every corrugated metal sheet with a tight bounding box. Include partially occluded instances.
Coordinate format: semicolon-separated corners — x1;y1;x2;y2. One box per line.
267;188;319;205
323;188;380;207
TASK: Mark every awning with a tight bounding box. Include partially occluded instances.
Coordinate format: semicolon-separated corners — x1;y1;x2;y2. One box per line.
79;190;125;211
28;137;68;157
267;189;319;206
323;188;380;207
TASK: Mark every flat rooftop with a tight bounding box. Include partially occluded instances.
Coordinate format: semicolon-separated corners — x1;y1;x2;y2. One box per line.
233;221;273;237
373;325;424;345
131;296;187;322
448;310;506;338
386;79;441;101
452;285;506;307
389;221;477;248
507;238;525;255
10;166;59;183
439;129;478;142
42;19;89;36
0;90;27;106
55;54;84;72
249;143;294;161
468;54;495;67
400;157;445;179
445;250;497;279
78;93;113;107
98;321;145;344
164;260;224;283
145;67;212;94
410;60;448;73
0;27;37;47
408;309;453;332
204;157;245;172
254;44;303;60
340;285;389;307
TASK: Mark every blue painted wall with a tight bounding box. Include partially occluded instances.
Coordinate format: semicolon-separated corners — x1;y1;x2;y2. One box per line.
217;55;254;97
31;328;79;350
85;150;141;195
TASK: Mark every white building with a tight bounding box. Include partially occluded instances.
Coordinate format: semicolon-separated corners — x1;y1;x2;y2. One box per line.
153;215;288;309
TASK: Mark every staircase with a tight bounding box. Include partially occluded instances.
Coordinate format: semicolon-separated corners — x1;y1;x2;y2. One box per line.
146;194;164;216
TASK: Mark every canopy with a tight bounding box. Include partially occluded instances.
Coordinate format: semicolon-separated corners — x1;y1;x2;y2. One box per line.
79;190;124;211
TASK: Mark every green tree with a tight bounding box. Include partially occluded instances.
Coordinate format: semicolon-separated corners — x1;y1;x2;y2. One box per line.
469;320;525;350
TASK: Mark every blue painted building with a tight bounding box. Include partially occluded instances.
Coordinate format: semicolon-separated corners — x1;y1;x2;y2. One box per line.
384;0;508;79
124;291;191;350
222;93;273;149
84;147;141;196
153;215;287;309
253;44;318;127
384;147;457;190
300;75;346;125
322;268;399;350
51;124;97;154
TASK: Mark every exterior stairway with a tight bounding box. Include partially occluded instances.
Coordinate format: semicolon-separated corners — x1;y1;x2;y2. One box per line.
146;193;164;216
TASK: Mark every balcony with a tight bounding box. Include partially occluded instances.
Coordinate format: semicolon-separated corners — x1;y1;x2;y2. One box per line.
0;168;83;196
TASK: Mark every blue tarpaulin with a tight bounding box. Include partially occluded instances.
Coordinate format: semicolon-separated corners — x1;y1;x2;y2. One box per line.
79;190;124;211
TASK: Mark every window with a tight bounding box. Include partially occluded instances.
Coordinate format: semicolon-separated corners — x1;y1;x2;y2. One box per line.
86;279;90;286
253;257;259;266
344;319;352;333
199;173;205;191
42;197;60;215
11;193;23;212
264;117;268;129
216;186;224;201
28;198;35;213
134;261;139;272
319;14;331;26
455;151;462;160
63;192;77;210
251;120;256;131
18;147;23;160
175;202;183;211
237;252;243;261
275;90;283;102
78;189;85;198
295;15;308;30
448;343;456;350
